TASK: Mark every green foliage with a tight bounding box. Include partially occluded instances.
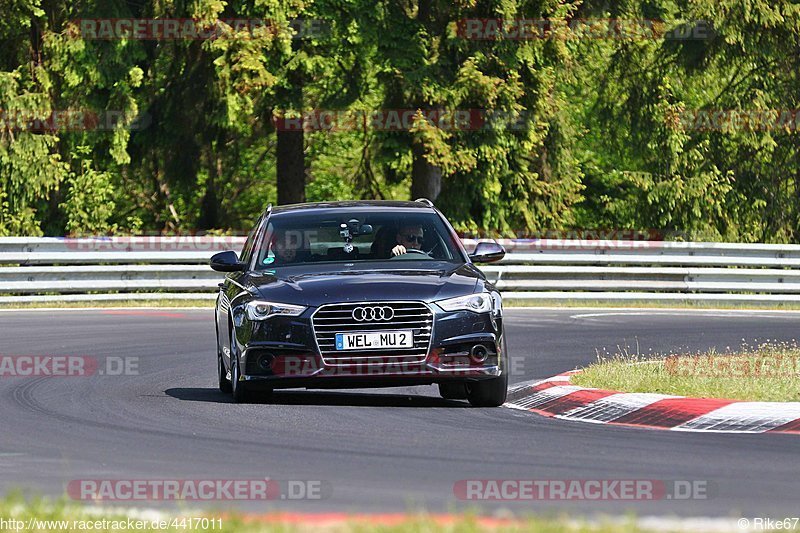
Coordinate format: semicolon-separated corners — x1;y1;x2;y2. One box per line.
0;60;67;235
0;0;797;239
60;147;117;235
570;0;800;241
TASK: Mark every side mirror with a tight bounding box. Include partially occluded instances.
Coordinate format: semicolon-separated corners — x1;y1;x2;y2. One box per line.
210;250;247;272
469;241;505;264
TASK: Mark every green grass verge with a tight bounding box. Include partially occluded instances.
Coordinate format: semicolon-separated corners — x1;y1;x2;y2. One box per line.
572;342;800;402
0;299;214;309
0;494;645;532
503;298;800;311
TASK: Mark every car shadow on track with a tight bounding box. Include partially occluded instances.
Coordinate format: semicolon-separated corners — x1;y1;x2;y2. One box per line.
165;387;470;408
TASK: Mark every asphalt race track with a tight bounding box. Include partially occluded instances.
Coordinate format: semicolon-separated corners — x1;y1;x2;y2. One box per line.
2;307;799;518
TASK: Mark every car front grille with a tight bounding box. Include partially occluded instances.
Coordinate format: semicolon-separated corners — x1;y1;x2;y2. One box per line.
311;301;433;366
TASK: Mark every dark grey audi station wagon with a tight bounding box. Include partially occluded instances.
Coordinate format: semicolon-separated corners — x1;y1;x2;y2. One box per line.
211;199;508;406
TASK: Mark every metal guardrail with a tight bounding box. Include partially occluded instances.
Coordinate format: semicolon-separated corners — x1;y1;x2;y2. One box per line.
3;237;800;303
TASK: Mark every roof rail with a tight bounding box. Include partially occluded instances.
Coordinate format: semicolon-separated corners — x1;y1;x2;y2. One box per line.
264;203;273;216
414;198;435;207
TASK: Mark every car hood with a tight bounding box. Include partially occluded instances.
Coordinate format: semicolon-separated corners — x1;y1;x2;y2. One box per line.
247;263;482;307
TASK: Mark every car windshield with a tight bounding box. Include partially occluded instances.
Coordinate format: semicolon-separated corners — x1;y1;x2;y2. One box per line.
253;210;464;268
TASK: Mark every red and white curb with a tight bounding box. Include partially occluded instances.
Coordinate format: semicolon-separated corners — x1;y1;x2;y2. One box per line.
504;371;800;434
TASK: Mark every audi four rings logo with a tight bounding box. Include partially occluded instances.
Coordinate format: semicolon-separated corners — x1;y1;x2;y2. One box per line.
352;306;395;322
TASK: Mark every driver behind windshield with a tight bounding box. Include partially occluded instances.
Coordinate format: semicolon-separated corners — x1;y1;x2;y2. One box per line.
268;229;311;265
391;224;424;257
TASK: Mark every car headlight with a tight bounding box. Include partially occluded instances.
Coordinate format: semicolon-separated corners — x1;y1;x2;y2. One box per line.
245;301;307;321
437;293;492;313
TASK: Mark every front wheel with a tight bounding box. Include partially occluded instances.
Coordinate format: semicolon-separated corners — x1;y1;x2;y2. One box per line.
218;353;232;393
466;371;508;407
231;357;250;403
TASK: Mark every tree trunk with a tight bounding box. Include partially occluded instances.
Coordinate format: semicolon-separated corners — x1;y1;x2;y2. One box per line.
409;0;442;203
198;154;221;229
276;127;306;204
411;141;442;201
276;34;306;205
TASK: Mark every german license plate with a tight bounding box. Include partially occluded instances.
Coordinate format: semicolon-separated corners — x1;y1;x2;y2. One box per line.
335;330;414;350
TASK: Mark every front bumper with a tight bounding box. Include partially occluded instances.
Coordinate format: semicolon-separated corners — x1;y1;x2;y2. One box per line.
232;304;504;389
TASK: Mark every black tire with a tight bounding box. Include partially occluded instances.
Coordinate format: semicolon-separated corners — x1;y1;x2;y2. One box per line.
228;321;273;403
438;382;467;400
218;353;232;393
466;370;508;407
228;319;249;403
231;356;250;403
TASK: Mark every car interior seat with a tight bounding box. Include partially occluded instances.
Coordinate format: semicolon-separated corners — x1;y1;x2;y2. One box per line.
370;225;397;258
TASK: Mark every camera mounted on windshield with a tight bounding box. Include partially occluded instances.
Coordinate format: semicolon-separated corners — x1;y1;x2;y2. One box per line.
339;219;373;253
